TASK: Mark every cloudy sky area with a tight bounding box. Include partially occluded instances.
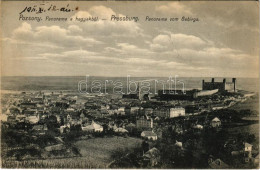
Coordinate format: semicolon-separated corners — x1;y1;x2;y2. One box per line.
1;1;259;77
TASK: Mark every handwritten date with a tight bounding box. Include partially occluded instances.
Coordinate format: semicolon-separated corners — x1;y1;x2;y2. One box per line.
20;4;75;14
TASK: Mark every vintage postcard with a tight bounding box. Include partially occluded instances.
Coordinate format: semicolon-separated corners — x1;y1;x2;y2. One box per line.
0;0;259;169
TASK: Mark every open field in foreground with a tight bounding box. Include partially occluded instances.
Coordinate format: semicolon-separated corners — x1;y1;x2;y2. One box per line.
74;136;143;167
2;137;143;168
228;94;259;139
230;94;259;112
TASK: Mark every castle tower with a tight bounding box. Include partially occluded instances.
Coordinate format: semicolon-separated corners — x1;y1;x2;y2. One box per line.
232;78;236;92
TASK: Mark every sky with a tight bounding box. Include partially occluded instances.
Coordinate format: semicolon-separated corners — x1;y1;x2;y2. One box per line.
1;1;259;77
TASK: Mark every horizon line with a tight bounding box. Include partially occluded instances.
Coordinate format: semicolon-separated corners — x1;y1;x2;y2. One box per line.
1;75;259;79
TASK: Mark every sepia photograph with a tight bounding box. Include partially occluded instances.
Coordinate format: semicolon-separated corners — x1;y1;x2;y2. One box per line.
0;0;259;169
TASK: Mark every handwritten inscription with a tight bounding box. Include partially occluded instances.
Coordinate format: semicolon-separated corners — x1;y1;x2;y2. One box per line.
20;4;75;14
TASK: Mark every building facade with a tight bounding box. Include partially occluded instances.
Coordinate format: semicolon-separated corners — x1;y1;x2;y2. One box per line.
136;116;153;129
169;108;185;118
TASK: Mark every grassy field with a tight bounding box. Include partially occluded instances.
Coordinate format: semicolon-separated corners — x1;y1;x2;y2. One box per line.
228;94;259;139
1;158;103;168
230;94;259;112
227;123;259;138
1;136;143;168
74;136;143;167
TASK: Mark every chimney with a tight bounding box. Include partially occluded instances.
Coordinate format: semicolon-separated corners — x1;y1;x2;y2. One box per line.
223;78;226;83
211;78;215;83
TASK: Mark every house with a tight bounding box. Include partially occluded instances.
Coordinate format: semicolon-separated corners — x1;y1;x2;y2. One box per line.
20;103;37;109
9;107;21;114
26;115;39;124
136;116;153;129
117;107;125;115
0;114;8;122
80;112;86;120
208;158;229;169
32;124;48;131
118;107;125;112
143;147;160;167
82;121;103;132
16;115;26;122
231;151;240;156
32;124;48;135
169;107;185;118
193;124;203;130
175;140;183;148
107;109;117;115
130;107;139;114
119;111;126;115
100;105;108;114
211;117;221;128
5;109;12;115
7;115;16;123
70;119;82;125
114;127;128;133
66;114;72;122
141;131;157;140
23;109;37;115
244;142;253;152
112;124;118;131
144;108;154;114
44;144;65;152
66;108;75;112
32;96;43;103
154;108;169;118
55;115;61;123
110;104;119;110
60;125;70;134
244;142;253;162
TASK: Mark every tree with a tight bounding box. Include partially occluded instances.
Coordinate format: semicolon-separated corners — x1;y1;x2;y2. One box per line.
142;140;149;153
46;115;58;129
